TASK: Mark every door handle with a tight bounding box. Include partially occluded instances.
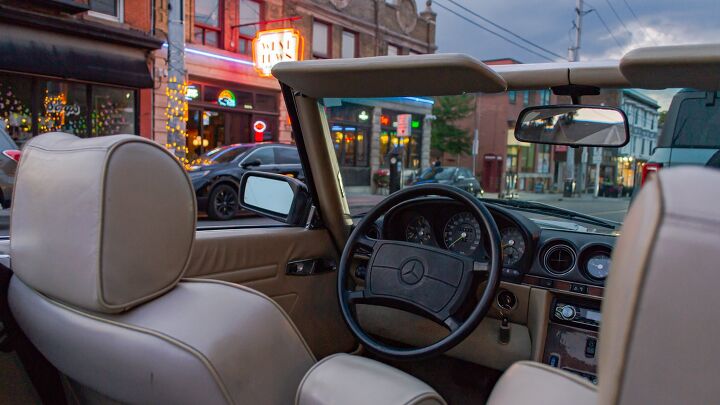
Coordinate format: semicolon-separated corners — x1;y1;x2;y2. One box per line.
286;258;337;276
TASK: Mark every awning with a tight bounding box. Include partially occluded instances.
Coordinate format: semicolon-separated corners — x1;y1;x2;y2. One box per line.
0;22;154;88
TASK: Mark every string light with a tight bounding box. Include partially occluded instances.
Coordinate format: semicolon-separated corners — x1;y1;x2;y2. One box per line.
164;77;191;168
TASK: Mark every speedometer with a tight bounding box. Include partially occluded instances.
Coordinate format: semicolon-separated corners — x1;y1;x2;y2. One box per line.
443;212;481;255
501;227;526;266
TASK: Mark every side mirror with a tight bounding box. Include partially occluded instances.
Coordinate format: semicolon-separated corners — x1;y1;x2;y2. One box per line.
239;172;311;226
241;159;262;168
515;105;629;147
456;175;465;180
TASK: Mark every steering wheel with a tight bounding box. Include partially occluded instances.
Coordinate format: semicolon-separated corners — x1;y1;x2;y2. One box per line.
338;184;502;360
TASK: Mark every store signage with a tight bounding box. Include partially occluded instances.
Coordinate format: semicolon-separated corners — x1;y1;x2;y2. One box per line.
358;111;369;121
253;120;267;142
185;85;199;101
396;114;412;137
411;120;420;129
253;28;304;77
218;89;236;107
380;115;390;126
555;145;568;152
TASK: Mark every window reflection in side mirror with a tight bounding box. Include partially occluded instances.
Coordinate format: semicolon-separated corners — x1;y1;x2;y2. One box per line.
515;105;629;147
239;172;311;226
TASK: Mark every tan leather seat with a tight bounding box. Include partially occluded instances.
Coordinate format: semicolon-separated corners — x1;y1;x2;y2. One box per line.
488;166;720;405
8;132;444;405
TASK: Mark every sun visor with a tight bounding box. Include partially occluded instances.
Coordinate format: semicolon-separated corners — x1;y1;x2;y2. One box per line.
620;44;720;90
272;53;507;98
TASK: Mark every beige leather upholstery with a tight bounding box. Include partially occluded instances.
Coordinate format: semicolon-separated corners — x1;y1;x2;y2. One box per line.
489;166;720;405
10;132;195;313
7;133;317;404
598;166;720;405
487;361;596;405
296;354;445;405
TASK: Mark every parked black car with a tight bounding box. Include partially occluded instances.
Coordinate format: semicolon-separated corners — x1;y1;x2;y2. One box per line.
412;166;484;196
188;143;303;220
0;126;20;208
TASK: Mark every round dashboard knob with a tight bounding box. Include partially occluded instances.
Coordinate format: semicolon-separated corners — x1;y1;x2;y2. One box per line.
561;305;576;320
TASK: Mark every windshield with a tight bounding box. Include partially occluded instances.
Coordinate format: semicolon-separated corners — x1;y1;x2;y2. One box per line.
324;88;678;233
419;167;456;181
195;145;252;166
666;93;720;148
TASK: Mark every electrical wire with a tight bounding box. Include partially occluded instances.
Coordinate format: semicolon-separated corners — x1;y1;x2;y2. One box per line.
433;0;557;62
621;0;660;45
604;0;633;38
585;5;624;48
442;0;565;60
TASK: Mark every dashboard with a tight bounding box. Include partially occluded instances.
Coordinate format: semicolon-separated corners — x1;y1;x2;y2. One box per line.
377;198;617;289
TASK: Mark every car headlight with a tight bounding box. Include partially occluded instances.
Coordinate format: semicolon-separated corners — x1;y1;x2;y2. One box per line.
188;170;210;179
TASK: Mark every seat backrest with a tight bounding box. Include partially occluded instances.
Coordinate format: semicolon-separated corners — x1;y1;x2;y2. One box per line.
8;133;315;404
598;166;720;405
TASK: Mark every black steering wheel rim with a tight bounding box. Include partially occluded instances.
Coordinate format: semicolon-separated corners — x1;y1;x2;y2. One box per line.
337;184;502;360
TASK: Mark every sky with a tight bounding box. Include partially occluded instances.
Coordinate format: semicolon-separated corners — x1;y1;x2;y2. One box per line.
421;0;720;109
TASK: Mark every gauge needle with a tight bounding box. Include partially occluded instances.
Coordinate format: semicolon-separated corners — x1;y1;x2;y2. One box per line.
447;232;467;248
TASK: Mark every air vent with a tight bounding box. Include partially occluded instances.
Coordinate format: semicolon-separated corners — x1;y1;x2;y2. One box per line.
542;243;576;274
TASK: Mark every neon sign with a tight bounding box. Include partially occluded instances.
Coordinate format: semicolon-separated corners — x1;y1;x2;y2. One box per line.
218;89;236;107
253;120;267;142
252;28;304;77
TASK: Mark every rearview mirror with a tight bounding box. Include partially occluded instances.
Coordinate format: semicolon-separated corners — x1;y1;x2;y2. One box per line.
239;172;311;226
515;105;629;147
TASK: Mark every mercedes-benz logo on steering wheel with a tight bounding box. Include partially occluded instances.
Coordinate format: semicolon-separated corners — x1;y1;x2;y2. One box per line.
400;259;425;285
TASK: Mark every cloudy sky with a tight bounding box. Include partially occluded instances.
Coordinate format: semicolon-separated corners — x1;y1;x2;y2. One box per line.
420;0;719;108
426;0;720;62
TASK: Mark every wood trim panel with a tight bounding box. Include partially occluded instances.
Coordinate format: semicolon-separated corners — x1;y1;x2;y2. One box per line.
523;275;604;299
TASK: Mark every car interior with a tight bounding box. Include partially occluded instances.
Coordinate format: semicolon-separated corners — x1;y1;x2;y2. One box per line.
1;43;720;405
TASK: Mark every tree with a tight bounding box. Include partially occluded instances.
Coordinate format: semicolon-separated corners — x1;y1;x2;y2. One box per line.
658;110;668;128
430;94;475;156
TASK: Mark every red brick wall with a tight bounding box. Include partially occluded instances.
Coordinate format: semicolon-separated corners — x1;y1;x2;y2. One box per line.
124;0;152;32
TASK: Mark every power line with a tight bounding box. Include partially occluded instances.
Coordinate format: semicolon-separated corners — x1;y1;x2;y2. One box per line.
433;0;557;62
604;0;633;38
585;5;624;48
621;0;660;45
443;0;565;60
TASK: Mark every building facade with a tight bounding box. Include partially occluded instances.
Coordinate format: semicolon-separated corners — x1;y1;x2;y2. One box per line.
0;0;161;145
151;0;437;190
616;89;660;188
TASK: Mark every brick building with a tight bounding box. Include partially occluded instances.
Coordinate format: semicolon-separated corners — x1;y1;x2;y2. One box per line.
0;0;162;144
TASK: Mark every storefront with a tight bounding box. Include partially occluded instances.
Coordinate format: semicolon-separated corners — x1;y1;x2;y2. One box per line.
0;14;161;143
325;103;373;186
184;80;280;161
378;110;424;170
0;72;138;146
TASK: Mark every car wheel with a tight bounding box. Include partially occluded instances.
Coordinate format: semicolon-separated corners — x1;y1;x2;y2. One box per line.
207;184;238;221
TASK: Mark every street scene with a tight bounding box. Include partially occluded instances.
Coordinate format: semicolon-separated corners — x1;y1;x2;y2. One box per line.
1;0;720;404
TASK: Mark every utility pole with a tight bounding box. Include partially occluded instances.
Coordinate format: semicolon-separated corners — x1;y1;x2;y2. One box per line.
166;0;187;159
566;0;584;195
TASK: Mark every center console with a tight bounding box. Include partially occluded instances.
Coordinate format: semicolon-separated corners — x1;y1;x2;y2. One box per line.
542;297;601;384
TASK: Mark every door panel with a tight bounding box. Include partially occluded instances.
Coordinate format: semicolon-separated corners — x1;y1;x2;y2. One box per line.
185;227;356;358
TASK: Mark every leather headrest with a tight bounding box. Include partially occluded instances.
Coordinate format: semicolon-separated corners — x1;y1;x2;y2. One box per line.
10;133;196;313
599;166;720;404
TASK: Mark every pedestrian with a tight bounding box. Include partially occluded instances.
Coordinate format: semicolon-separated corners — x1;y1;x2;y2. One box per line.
433;157;441;168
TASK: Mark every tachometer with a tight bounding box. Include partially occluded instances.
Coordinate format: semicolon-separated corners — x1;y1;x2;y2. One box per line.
443;212;481;255
501;227;526;266
405;216;433;245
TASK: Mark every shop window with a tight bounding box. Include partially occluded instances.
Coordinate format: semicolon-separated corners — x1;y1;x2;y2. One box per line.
333;127;369;167
387;44;399;56
0;73;33;146
237;0;262;55
313;21;331;58
38;80;88;138
523;91;530;106
508;91;517;104
89;0;122;20
194;0;222;47
342;31;358;59
92;86;135;136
